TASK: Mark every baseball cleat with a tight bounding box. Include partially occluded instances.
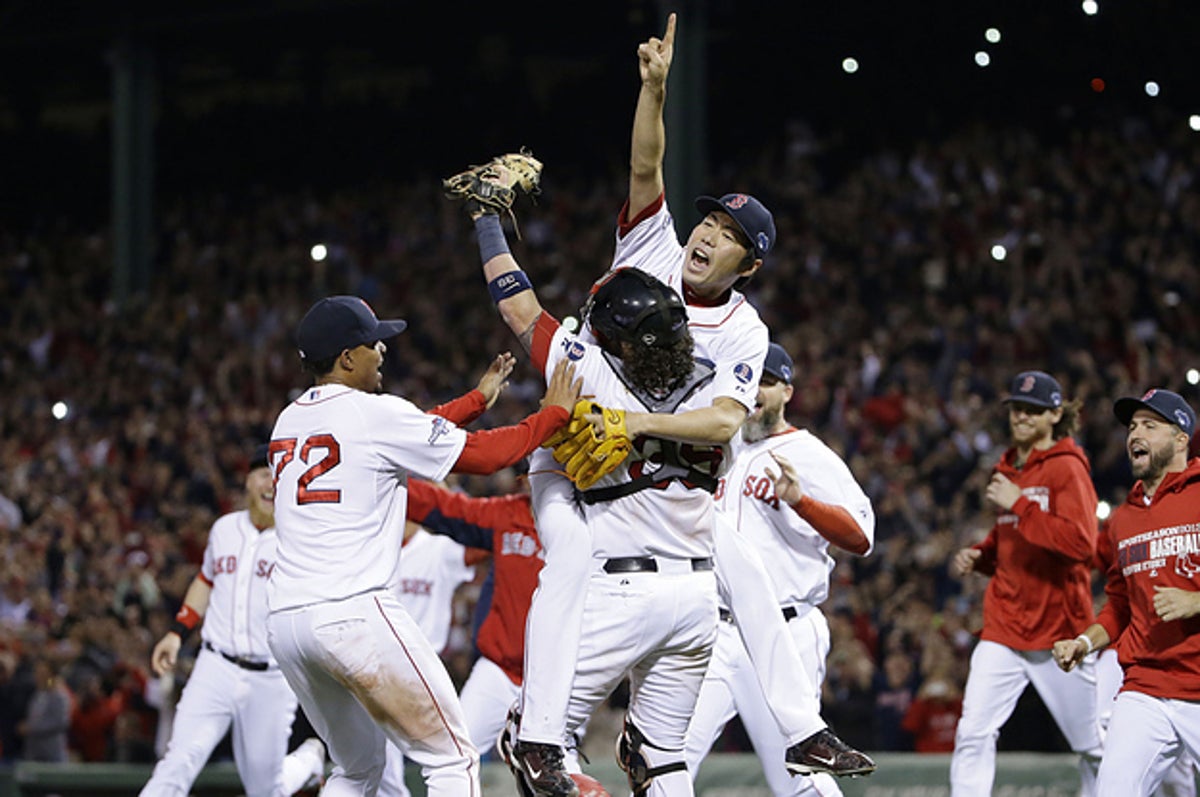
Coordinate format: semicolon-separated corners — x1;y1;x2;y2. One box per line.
785;728;876;777
511;740;580;797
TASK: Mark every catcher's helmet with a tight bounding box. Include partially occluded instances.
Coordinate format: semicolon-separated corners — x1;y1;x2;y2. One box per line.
584;267;688;353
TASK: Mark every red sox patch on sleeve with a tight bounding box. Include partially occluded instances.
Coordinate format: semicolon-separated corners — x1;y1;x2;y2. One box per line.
428;416;451;445
733;362;754;384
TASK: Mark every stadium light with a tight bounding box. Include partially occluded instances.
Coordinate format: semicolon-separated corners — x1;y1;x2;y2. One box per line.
1145;81;1160;97
975;51;991;68
1190;115;1200;132
991;244;1007;261
842;57;859;74
1096;501;1111;521
985;28;1001;44
52;401;69;420
311;244;328;262
1187;368;1199;386
1082;0;1099;16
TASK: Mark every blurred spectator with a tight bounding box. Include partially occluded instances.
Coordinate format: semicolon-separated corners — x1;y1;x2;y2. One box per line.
18;657;72;762
874;650;917;751
902;674;963;753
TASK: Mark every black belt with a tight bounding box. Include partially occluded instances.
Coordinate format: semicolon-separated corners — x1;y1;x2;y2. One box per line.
718;606;798;624
602;556;714;574
204;641;270;672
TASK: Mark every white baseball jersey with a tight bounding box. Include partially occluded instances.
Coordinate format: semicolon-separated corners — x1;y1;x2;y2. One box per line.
396;528;476;651
612;199;769;412
199;511;278;662
715;427;876;607
539;317;724;560
268;385;467;612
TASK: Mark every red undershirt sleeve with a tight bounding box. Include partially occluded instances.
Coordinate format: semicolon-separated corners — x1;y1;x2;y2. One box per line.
528;312;560;375
452;405;569;474
792;496;871;555
428;390;488;427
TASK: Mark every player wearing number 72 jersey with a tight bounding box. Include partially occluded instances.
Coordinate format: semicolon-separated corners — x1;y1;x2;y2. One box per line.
266;295;580;797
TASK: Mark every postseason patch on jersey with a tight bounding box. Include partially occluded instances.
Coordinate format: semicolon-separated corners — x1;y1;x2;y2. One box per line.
733;362;754;384
428;416;452;445
564;340;586;361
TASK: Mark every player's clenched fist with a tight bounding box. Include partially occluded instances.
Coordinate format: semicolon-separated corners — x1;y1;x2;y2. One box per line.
1152;585;1200;622
1051;637;1088;672
985;472;1022;511
952;547;982;577
151;632;183;677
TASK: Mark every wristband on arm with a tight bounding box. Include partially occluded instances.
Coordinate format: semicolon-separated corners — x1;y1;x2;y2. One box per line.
1075;633;1094;654
169;604;201;639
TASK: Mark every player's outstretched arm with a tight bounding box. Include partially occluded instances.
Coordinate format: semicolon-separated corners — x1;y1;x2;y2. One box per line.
471;214;546;354
453;360;581;475
629;12;676;219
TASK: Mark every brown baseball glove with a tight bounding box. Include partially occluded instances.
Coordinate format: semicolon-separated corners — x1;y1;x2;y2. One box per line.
443;149;543;238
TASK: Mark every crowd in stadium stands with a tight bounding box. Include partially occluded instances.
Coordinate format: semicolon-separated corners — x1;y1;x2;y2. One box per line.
1;107;1198;764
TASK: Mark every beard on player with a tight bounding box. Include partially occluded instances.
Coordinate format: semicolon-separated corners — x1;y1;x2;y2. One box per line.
620;333;696;397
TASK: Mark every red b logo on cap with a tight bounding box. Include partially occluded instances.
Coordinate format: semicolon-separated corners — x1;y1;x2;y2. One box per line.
725;194;749;209
1020;375;1036;393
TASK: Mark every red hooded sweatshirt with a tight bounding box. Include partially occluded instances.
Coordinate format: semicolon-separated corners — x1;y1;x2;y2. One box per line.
972;437;1098;649
1097;458;1200;700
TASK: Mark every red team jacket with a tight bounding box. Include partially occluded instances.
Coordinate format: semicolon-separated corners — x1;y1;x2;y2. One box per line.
406;479;541;687
972;437;1098;650
1096;458;1200;700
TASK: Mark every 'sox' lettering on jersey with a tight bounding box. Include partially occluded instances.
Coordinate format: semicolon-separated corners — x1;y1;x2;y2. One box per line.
256;559;275;578
428;416;451;445
500;531;539;557
214;555;237;575
733;363;753;385
399;578;433;596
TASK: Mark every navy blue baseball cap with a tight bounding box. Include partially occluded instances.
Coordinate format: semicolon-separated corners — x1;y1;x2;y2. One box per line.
763;343;794;383
1114;389;1196;439
250;443;270;470
296;296;407;361
695;193;776;260
1001;370;1063;409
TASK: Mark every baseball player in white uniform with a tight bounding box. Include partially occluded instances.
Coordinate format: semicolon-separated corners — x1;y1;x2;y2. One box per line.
474;230;724;797
685;344;876;796
379;522;482;797
140;445;325;797
266;295;579;797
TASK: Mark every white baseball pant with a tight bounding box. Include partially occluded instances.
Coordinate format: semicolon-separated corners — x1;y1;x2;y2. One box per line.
518;469;592;745
459;655;521;753
712;512;827;744
268;590;479;797
951;639;1103;797
687;607;838;796
565;564;718;797
138;649;302;797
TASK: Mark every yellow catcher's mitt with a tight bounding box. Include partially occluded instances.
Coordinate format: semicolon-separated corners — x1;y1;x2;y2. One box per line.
546;403;630;490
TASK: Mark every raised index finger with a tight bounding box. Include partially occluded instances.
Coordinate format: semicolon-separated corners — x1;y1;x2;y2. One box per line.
662;12;677;48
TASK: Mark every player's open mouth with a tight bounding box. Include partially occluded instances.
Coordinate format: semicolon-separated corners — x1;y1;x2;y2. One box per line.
1129;441;1149;464
689;249;710;270
261;490;275;502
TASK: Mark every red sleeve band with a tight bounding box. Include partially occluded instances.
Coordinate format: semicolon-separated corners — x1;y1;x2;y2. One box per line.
792;496;871;555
